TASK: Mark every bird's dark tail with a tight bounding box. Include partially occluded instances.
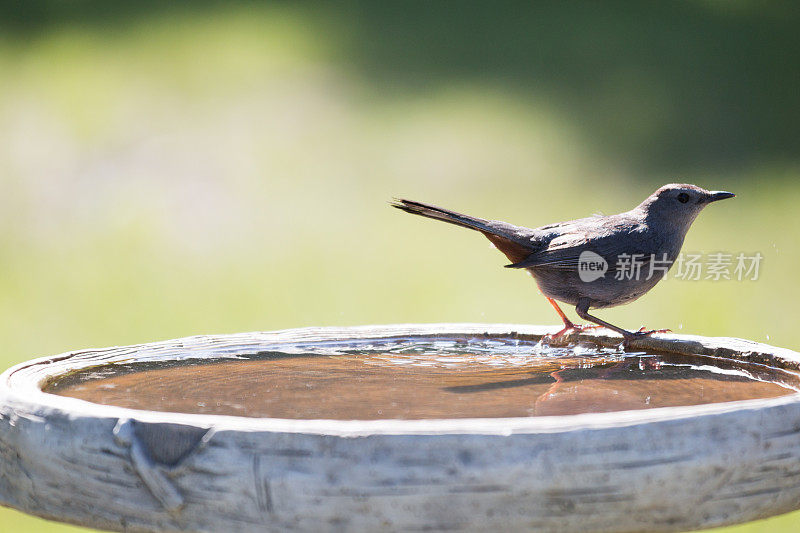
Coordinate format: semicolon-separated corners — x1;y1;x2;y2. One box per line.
390;198;495;233
390;198;535;264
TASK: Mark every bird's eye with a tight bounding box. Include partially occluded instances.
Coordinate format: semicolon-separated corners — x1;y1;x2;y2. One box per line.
677;192;690;204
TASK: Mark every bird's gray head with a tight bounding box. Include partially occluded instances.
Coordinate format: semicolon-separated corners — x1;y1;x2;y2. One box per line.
635;183;734;231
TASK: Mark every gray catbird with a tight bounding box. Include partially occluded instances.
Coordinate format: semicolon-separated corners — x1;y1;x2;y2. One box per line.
392;184;734;341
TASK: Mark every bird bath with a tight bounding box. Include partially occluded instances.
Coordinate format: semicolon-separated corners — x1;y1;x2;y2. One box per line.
2;324;800;532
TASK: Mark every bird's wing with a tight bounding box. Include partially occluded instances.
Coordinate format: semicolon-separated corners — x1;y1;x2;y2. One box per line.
506;216;654;271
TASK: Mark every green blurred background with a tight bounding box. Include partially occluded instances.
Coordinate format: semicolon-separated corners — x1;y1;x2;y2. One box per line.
0;1;798;531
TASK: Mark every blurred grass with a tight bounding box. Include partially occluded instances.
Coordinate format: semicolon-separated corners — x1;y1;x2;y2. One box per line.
0;3;799;532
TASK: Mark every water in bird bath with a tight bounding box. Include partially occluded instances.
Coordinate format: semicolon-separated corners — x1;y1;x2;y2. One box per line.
44;337;800;420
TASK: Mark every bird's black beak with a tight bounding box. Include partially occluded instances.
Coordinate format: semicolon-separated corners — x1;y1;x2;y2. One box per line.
708;191;735;202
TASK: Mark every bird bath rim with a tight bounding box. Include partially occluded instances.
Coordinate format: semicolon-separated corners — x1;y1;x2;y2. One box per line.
3;323;799;437
5;324;800;533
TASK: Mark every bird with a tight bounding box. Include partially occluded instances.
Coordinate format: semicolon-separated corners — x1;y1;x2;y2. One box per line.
391;184;734;343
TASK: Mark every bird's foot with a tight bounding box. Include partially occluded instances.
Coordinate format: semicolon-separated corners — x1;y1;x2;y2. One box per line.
634;326;672;335
619;327;671;348
542;323;604;345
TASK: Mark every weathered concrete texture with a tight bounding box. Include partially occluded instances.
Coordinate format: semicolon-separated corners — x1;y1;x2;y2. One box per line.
1;324;800;532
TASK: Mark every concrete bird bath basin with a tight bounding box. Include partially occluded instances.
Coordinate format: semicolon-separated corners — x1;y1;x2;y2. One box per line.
2;324;800;532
